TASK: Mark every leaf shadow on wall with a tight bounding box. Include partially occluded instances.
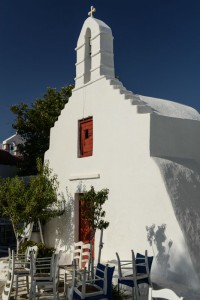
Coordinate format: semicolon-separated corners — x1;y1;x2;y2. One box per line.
154;157;200;286
55;182;87;248
146;223;173;276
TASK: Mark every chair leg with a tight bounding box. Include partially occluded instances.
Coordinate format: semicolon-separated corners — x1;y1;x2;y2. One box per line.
132;287;134;299
32;281;36;300
26;275;29;293
29;279;33;300
134;285;140;300
15;275;18;300
53;283;59;300
64;271;67;295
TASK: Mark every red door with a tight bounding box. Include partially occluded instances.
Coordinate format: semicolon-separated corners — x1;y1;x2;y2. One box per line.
79;195;95;257
79;117;93;157
79;196;91;244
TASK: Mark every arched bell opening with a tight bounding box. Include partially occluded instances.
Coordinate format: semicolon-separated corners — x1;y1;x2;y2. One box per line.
84;28;92;84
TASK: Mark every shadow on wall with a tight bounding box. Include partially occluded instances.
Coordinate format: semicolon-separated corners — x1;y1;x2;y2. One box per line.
146;223;173;276
44;181;87;249
44;189;74;250
154;157;200;285
54;189;74;250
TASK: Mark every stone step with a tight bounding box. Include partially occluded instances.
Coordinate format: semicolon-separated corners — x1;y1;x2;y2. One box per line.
131;98;143;105
107;78;123;87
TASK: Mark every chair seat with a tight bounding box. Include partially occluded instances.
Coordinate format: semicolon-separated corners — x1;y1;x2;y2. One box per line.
66;266;85;273
77;284;103;294
14;268;30;274
59;264;71;269
120;272;148;280
119;278;135;288
33;273;52;282
34;279;54;284
34;273;51;277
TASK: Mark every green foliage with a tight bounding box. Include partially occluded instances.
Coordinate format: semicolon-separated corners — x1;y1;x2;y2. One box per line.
79;186;109;234
19;240;38;254
0;176;27;231
36;242;55;258
25;158;65;223
112;284;125;300
11;85;74;175
19;241;55;258
0;159;65;239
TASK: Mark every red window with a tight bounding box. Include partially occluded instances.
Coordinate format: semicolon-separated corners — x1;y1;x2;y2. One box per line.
79;117;93;157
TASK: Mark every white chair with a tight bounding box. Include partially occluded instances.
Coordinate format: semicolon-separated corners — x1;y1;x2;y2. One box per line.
29;252;60;300
61;242;91;294
7;246;39;299
116;250;152;300
79;242;91;270
148;287;184;300
68;263;115;300
1;253;14;300
9;245;38;264
10;249;31;299
72;241;91;269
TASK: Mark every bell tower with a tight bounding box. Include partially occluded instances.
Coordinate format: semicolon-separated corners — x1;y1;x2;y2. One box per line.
75;7;115;88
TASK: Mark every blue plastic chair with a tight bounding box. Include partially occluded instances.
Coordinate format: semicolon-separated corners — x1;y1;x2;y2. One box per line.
116;250;153;300
72;263;115;300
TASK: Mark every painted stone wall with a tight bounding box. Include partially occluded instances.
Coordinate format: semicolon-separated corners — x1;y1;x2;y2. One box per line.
44;16;200;288
44;75;200;287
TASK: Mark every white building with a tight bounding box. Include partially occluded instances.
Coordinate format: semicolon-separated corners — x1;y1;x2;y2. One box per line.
44;14;200;287
2;133;23;156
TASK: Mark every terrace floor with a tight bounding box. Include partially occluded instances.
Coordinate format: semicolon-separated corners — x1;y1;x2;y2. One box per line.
1;257;200;300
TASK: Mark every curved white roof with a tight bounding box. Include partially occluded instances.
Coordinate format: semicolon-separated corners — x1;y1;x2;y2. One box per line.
139;95;200;121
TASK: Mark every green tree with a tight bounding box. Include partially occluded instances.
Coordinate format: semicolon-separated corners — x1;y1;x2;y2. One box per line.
11;85;74;175
79;186;109;263
0;159;65;252
80;186;109;236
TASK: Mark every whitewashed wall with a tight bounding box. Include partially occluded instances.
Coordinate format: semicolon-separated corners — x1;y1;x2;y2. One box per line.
44;16;200;288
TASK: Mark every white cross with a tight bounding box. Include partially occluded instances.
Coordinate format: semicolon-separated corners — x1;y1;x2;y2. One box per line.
88;6;96;18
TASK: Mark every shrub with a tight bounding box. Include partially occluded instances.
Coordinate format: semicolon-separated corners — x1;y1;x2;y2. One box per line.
112;284;125;300
19;241;55;257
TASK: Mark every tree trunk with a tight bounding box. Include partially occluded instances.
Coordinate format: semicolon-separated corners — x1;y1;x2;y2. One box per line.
38;219;44;244
11;221;20;254
89;229;95;279
98;228;104;264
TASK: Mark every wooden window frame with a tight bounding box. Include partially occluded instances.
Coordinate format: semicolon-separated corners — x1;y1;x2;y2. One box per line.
79;117;93;158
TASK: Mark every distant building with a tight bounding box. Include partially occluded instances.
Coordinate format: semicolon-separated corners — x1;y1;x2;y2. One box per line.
2;133;23;156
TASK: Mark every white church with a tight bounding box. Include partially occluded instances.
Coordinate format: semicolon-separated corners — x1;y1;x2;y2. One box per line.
44;9;200;287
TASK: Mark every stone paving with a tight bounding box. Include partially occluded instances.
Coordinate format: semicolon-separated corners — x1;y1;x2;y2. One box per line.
0;280;67;300
1;254;200;300
0;278;135;300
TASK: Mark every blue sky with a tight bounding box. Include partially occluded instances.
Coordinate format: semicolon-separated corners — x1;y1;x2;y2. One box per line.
1;0;200;142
